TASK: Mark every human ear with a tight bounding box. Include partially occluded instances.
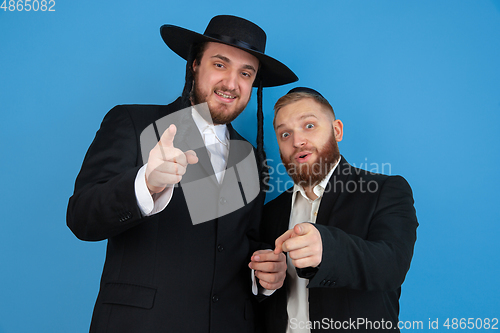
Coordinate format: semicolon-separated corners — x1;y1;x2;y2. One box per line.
333;119;344;142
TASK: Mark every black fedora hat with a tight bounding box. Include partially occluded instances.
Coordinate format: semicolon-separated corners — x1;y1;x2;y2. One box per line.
160;15;298;87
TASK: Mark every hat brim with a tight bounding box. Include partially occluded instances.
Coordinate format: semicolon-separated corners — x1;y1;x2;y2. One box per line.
160;24;298;88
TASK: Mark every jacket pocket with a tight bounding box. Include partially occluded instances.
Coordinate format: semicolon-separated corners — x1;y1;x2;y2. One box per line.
101;282;157;309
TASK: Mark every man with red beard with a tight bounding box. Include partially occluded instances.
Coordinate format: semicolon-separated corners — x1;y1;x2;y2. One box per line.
252;87;418;332
67;15;297;332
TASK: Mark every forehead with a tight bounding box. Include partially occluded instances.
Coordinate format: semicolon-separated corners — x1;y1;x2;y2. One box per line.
274;98;332;128
202;42;259;67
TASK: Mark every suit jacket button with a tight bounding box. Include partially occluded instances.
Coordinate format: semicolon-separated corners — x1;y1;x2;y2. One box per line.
212;295;219;303
217;244;224;252
119;211;132;222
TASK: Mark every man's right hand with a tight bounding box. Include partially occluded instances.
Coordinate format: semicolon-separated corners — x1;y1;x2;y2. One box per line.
274;222;323;269
145;124;198;194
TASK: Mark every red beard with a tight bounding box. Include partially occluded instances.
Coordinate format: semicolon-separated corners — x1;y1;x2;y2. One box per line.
280;131;340;188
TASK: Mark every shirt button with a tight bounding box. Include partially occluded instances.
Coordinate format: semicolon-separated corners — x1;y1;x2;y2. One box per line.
217;244;224;252
212;295;219;303
219;197;227;205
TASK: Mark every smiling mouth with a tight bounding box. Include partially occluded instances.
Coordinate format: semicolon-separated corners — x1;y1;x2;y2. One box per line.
215;91;236;99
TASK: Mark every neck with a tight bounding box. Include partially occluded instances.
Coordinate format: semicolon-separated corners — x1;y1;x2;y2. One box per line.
192;103;213;124
303;185;318;201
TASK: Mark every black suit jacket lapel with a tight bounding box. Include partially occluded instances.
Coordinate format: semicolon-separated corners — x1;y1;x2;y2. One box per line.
279;192;293;235
225;123;241;171
272;190;293;237
315;156;350;227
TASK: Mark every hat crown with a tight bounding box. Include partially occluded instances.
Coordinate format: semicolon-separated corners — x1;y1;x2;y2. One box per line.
203;15;266;54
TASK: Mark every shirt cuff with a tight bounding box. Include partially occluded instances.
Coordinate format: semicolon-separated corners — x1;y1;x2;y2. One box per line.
135;164;174;216
251;269;276;296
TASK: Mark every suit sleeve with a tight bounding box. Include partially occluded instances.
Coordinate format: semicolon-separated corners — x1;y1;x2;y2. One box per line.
67;106;145;241
301;175;418;291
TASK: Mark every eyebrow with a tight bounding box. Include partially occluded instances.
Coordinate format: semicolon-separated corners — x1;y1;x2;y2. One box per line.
211;54;257;73
275;114;318;130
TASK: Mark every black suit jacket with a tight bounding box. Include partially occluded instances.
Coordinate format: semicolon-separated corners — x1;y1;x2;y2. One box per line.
67;98;265;332
259;157;418;332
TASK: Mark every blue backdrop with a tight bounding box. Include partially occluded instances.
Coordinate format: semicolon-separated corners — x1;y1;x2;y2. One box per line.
1;1;499;332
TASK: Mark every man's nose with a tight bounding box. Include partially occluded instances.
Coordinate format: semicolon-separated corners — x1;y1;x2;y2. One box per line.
293;133;306;148
223;70;238;91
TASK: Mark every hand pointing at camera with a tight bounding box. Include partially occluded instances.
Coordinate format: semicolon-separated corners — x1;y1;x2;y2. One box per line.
145;124;198;194
274;222;323;269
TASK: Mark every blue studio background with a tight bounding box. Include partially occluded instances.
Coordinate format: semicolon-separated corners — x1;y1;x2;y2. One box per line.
1;1;499;332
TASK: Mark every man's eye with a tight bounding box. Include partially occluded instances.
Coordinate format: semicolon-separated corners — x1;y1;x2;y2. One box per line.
215;63;224;68
306;123;314;129
281;132;290;138
242;72;251;78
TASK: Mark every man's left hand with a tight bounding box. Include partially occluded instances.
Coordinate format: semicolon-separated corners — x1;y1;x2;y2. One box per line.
249;250;286;290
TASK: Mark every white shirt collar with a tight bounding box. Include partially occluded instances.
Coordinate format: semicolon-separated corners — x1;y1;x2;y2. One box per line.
191;107;229;146
292;157;341;205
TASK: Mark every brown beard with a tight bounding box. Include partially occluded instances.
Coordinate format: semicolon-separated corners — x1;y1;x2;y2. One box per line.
191;77;248;125
280;129;341;188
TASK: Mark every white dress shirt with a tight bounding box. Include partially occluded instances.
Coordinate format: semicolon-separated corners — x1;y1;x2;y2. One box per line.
192;107;229;184
287;159;340;333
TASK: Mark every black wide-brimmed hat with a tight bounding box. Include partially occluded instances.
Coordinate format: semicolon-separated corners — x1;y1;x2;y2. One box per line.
160;15;298;87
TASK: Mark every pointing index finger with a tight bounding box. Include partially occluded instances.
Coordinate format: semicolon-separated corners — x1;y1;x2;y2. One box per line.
274;229;294;254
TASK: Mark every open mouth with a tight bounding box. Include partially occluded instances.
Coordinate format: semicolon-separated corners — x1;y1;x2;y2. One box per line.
215;90;236;99
295;151;312;163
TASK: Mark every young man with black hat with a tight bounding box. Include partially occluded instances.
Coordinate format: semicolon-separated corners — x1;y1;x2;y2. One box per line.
67;15;297;332
252;88;418;332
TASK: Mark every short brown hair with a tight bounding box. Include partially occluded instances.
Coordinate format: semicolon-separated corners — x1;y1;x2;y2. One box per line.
273;92;336;127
